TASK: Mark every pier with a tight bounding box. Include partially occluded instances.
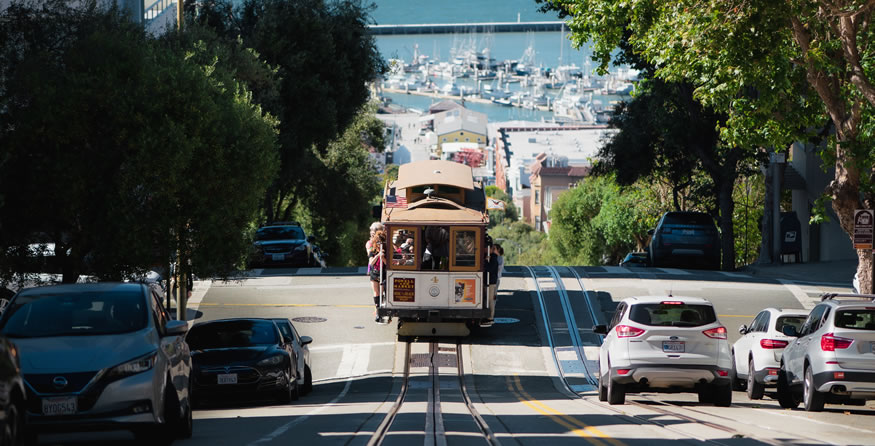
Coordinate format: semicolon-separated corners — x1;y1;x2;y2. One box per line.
368;21;564;35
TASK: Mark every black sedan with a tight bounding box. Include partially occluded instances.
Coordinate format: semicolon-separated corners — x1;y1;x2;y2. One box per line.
270;318;313;395
186;318;299;406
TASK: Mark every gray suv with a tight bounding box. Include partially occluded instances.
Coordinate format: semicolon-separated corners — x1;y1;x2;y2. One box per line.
0;283;193;444
648;211;720;270
777;293;875;411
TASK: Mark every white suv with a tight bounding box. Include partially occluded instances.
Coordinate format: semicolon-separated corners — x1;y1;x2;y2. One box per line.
731;308;807;399
777;293;875;411
593;296;732;406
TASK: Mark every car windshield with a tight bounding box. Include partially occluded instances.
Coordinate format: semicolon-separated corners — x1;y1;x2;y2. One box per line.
0;290;147;337
272;320;293;342
187;320;278;349
628;303;717;327
663;213;714;226
256;226;305;241
776;315;806;333
834;309;875;331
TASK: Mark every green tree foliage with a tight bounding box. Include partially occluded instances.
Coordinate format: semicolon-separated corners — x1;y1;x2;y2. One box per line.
538;0;875;283
734;174;765;268
186;0;387;225
0;1;278;283
485;185;519;228
488;222;548;266
549;175;660;266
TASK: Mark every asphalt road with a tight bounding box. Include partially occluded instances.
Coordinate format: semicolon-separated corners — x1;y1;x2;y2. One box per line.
35;266;875;445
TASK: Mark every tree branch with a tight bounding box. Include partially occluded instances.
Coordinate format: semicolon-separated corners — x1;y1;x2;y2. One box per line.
840;15;875;107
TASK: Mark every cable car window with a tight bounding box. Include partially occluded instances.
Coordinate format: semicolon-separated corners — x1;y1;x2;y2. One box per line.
450;227;480;271
390;227;418;270
422;226;450;270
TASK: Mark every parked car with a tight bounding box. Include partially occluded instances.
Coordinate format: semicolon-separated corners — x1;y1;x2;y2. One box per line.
731;308;807;399
619;252;649;268
0;283;192;444
186;318;299;406
270;318;313;395
647;211;720;270
250;222;320;268
0;336;26;446
777;293;875;411
593;296;732;406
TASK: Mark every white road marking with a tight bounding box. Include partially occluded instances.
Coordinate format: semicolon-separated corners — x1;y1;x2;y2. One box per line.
246;377;354;446
778;279;817;309
336;344;372;378
308;342;395;353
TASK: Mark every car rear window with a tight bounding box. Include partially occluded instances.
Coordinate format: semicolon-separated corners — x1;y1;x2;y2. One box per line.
628;303;717;327
833;309;875;331
775;315;806;333
0;290;147;337
256;226;305;241
663;213;714;226
187;320;278;349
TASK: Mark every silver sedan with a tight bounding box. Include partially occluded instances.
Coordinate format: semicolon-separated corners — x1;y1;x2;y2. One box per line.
0;282;192;445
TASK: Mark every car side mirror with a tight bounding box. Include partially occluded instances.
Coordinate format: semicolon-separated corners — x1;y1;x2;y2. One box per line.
738;324;748;334
647;229;654;235
592;324;608;335
782;325;798;337
165;319;189;336
300;335;313;346
372;205;382;219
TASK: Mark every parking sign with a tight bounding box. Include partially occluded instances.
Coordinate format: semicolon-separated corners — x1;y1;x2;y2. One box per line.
854;209;874;249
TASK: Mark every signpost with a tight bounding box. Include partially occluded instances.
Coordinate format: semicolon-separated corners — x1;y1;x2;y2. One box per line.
853;209;873;250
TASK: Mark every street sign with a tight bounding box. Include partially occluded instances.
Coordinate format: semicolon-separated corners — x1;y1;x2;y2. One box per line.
854;209;874;249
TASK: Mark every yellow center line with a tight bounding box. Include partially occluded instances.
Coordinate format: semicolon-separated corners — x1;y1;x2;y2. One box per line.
507;375;626;446
197;303;373;308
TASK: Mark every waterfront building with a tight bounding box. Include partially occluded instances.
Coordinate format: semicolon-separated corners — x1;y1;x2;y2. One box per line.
434;108;488;157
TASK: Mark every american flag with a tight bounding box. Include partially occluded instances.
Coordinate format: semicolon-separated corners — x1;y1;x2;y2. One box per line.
386;195;408;208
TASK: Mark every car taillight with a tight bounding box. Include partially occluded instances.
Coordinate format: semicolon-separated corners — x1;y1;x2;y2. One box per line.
703;326;727;339
661;301;683;305
760;339;789;349
821;333;853;351
615;325;645;338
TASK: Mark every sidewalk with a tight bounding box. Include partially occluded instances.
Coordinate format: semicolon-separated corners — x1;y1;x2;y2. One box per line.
738;258;857;287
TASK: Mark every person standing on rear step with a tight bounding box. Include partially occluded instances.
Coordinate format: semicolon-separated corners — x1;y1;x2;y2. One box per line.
494;244;504;290
483;244;499;326
368;229;387;323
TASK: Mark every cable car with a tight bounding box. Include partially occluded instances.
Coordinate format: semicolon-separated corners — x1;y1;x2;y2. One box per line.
375;160;490;337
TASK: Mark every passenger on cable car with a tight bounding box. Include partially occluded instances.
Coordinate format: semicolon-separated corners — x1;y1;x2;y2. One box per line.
423;225;449;270
368;229;387;322
484;237;499;325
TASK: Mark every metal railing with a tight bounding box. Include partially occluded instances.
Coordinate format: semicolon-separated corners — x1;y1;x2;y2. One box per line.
143;0;174;23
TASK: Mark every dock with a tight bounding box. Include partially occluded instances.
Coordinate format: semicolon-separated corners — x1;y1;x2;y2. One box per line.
368;21;564;35
380;88;552;112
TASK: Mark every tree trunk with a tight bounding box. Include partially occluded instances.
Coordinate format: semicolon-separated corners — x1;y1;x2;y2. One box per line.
828;142;868;292
717;179;736;271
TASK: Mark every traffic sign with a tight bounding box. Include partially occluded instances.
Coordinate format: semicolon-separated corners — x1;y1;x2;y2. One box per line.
854;209;873;249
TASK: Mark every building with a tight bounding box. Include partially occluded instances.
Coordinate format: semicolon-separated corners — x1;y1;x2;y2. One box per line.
529;153;590;232
488;122;612;231
1;0;177;34
434;108;488;156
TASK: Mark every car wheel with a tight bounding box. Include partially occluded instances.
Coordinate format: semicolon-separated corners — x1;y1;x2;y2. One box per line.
803;366;825;412
712;383;732;407
281;368;299;403
729;353;745;391
2;397;21;446
746;358;765;400
606;361;625;405
776;365;799;409
598;369;607;402
303;365;313;395
176;384;193;439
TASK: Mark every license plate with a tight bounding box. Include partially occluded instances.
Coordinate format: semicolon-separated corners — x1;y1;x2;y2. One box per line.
663;341;685;353
271;254;285;262
682;229;694;235
42;396;77;416
217;373;238;385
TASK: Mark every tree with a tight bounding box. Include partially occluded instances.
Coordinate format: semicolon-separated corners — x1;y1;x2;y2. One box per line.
0;1;279;284
488;222;549;266
549;175;660;265
485;185;519;228
186;0;387;224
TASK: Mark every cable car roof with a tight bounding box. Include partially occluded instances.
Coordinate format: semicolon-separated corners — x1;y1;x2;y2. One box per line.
394;160;475;191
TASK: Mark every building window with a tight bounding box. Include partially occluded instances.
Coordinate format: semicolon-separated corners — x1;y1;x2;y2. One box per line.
460;131;465;135
534;190;540;204
455;138;458;141
443;138;447;142
477;137;482;142
465;138;469;142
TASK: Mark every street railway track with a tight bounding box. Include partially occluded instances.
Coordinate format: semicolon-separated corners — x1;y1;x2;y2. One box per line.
368;340;498;446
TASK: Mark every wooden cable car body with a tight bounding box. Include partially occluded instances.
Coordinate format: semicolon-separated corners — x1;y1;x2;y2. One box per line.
377;160;490;336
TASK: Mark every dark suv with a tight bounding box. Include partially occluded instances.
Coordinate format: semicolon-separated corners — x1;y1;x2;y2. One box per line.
648;212;720;270
251;222;318;268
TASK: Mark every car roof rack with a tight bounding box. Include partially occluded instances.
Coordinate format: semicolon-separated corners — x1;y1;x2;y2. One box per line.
262;221;300;227
820;292;875;302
